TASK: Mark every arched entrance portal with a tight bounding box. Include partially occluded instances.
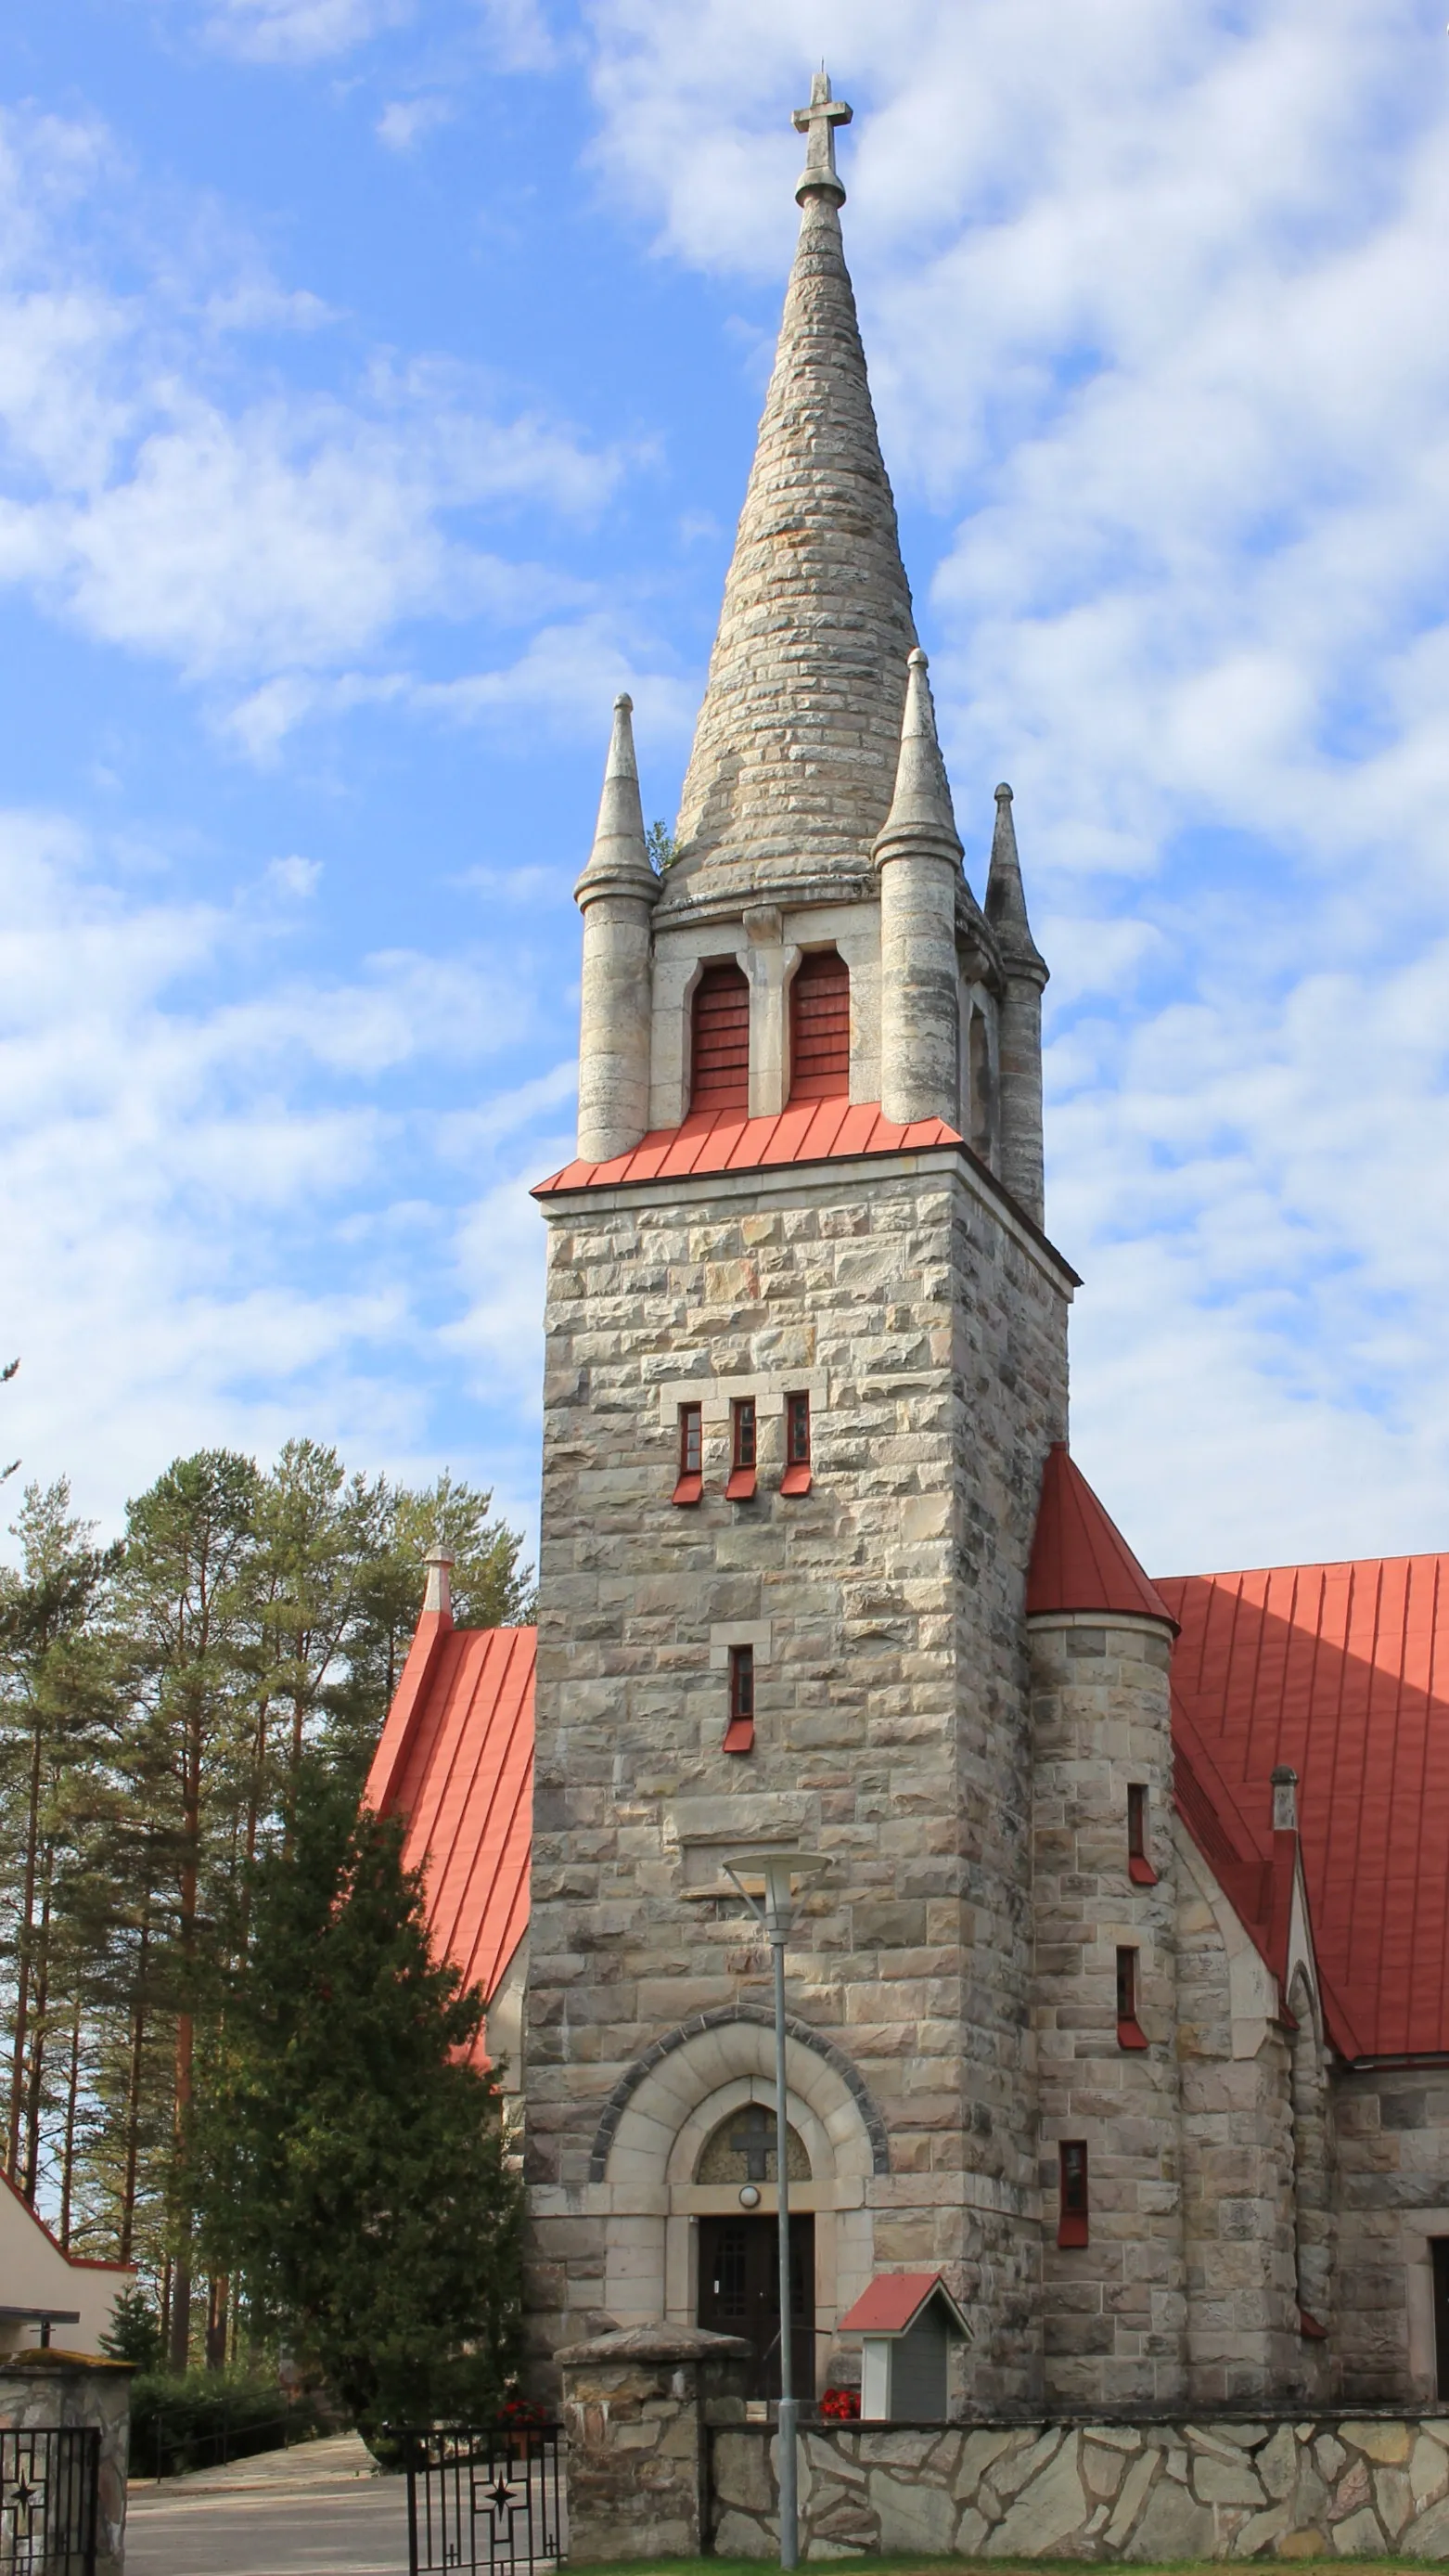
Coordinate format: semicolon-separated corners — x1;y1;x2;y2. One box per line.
592;2010;885;2397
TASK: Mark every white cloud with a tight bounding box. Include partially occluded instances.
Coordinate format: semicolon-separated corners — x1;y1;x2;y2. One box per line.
200;0;415;65
0;108;628;727
377;95;455;151
0;808;559;1538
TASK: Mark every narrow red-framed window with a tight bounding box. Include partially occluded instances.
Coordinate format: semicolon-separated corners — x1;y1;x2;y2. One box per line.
726;1398;757;1501
1127;1784;1158;1886
1058;2141;1089;2248
673;1403;703;1506
789;950;850;1102
691;963;750;1114
781;1392;812;1497
724;1644;755;1755
1117;1946;1148;2049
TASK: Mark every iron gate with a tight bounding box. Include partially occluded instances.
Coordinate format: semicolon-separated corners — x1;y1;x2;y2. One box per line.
399;2425;563;2575
0;2428;99;2576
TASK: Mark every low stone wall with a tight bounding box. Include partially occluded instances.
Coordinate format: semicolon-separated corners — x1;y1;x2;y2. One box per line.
710;2414;1449;2559
0;2353;132;2576
558;2322;750;2561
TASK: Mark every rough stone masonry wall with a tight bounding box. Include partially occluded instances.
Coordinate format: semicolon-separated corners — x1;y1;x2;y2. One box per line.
709;2414;1449;2561
1030;1616;1186;2410
1333;2065;1449;2405
1176;1857;1300;2405
528;1153;1070;2404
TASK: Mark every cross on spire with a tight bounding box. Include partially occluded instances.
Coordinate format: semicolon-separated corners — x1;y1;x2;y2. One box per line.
792;68;852;207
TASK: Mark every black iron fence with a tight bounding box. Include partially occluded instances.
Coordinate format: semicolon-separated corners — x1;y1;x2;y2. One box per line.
396;2424;563;2576
0;2428;99;2576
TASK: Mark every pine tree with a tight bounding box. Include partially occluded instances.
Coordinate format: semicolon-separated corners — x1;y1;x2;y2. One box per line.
196;1759;521;2431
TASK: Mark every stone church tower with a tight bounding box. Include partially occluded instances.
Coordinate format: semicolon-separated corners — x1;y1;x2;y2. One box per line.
528;72;1074;2411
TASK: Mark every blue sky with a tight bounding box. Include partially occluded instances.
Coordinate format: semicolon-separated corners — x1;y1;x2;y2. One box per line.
5;0;1449;1577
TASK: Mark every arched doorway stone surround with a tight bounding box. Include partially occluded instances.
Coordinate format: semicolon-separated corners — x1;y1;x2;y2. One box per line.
589;2006;888;2378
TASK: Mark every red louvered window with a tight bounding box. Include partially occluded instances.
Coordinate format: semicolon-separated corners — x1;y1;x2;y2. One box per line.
691;963;750;1112
789;951;850;1102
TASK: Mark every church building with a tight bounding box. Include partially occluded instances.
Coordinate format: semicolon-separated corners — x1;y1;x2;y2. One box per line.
365;76;1449;2419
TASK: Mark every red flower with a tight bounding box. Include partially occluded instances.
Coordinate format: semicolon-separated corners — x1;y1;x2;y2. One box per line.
819;2387;860;2421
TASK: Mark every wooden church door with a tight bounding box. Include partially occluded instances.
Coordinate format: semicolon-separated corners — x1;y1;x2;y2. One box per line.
698;2213;814;2399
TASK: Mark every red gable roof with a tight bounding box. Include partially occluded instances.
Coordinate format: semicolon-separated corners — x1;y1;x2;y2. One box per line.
839;2272;968;2337
533;1101;963;1195
1028;1443;1176;1629
365;1616;534;2038
1160;1557;1449;2065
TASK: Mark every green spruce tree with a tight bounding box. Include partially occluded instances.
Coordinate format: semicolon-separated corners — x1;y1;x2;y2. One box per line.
196;1758;521;2432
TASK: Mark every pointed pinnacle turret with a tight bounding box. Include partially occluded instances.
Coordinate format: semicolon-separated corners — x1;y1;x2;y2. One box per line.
872;650;963;867
665;80;916;912
575;693;659;908
984;782;1046;983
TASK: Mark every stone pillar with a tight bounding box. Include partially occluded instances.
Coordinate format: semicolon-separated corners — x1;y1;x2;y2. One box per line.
558;2324;750;2563
0;2354;132;2576
1030;1610;1186;2408
575;693;659;1164
873;650;962;1129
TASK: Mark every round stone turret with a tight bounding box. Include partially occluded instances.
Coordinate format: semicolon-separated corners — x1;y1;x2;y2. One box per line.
873;650;962;1128
574;693;659;1163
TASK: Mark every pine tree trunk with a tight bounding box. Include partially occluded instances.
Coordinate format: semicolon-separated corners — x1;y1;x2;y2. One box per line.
168;2005;194;2373
119;1925;149;2266
21;1864;54;2202
206;2274;228;2370
58;1995;82;2250
6;1719;44;2177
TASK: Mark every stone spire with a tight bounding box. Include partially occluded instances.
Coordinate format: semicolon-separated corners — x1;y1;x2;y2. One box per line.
984;783;1045;979
575;692;656;904
872;647;963;866
874;650;962;1130
574;693;659;1163
663;73;917;914
983;783;1048;1228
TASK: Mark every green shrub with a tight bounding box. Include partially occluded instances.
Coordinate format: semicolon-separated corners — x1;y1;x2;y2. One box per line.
128;2370;326;2479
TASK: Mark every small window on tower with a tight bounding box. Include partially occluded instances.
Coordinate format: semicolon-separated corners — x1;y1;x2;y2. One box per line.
1117;1946;1148;2049
1128;1784;1158;1886
726;1399;757;1502
673;1403;703;1507
782;1393;812;1497
1058;2141;1089;2248
724;1644;755;1755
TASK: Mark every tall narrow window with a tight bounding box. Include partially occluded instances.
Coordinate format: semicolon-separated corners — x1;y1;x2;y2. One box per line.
1117;1946;1148;2049
673;1403;703;1507
1432;2241;1449;2402
727;1398;757;1502
724;1644;755;1755
968;1010;994;1163
782;1393;812;1497
1127;1784;1158;1886
1058;2141;1089;2248
789;951;850;1102
691;962;750;1113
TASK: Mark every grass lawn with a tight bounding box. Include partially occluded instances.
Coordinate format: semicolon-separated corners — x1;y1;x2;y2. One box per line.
569;2559;1449;2574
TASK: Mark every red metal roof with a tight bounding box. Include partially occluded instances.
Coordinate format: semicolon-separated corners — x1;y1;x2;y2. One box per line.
1028;1443;1176;1629
532;1101;963;1195
365;1616;534;2043
1160;1556;1449;2063
839;2273;967;2336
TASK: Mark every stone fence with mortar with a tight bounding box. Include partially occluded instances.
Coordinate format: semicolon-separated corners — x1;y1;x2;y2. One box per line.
0;2352;133;2576
709;2413;1449;2561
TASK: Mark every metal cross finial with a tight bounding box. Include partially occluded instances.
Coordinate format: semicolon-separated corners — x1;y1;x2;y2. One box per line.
792;68;852;208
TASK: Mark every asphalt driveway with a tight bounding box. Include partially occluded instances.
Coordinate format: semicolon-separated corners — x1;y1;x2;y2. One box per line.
124;2432;409;2576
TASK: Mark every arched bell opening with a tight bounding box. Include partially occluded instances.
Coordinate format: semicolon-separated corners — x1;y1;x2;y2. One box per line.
788;949;850;1104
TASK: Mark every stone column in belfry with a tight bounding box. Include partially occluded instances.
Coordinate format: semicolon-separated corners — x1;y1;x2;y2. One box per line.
873;649;963;1128
985;783;1048;1225
574;692;659;1162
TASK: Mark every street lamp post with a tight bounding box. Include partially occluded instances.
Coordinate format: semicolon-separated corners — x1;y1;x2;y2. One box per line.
724;1848;831;2573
